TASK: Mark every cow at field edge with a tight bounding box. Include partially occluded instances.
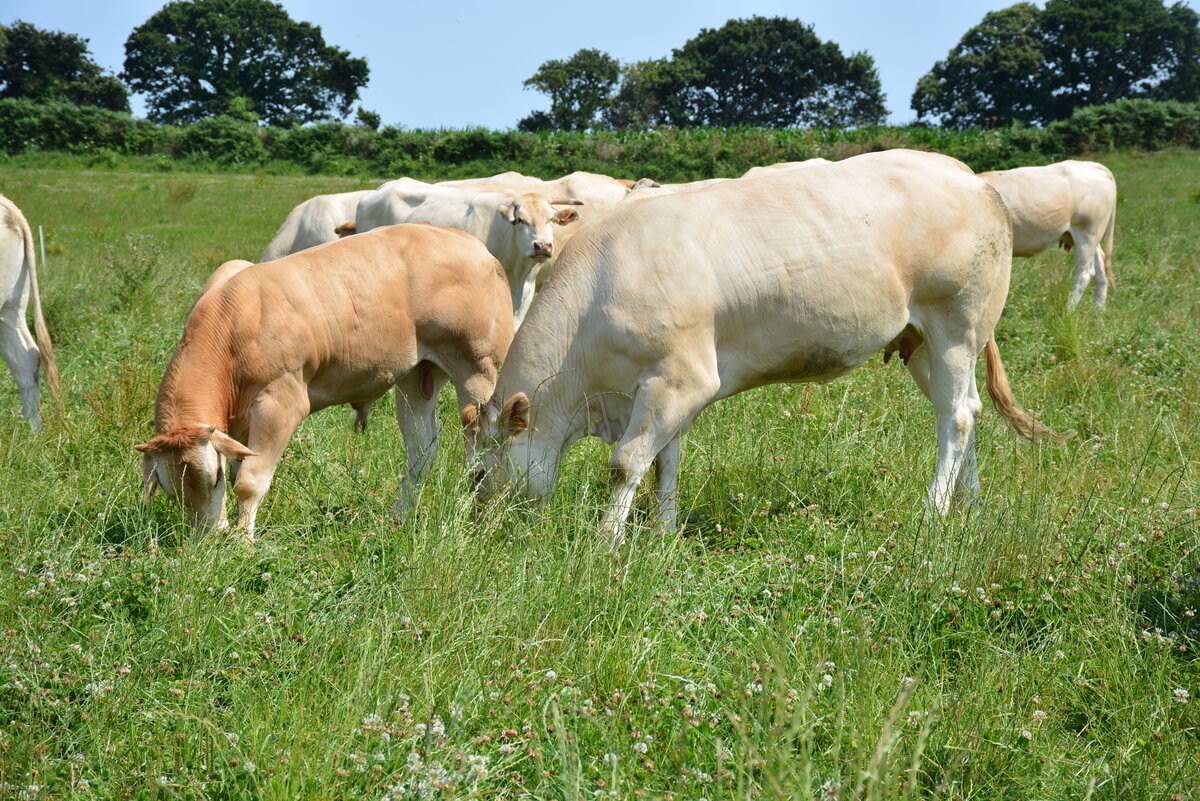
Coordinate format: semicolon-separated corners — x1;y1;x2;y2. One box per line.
740;158;831;178
355;180;580;328
136;224;513;539
0;194;59;427
979;160;1117;308
466;150;1068;547
261;190;372;261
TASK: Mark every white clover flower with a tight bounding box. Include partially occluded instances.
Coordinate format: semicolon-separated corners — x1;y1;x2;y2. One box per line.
222;586;236;598
430;715;445;737
1020;729;1033;740
1032;709;1048;722
632;741;648;754
1173;688;1189;704
545;669;557;681
225;731;239;745
821;674;834;688
406;750;423;773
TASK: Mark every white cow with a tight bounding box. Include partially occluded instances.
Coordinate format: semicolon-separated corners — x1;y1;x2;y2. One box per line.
466;150;1067;547
0;195;59;428
261;190;371;261
978;160;1117;308
741;158;831;179
624;177;733;199
355;180;580;327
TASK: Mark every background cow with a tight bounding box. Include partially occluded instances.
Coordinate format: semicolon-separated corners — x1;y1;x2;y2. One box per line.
979;160;1117;308
0;194;59;427
355;180;580;328
260;190;372;261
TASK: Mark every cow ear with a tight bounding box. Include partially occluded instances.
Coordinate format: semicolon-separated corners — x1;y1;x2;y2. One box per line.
460;404;480;436
334;221;357;237
209;430;258;462
501;393;530;436
497;204;516;224
553;208;579;225
141;453;161;502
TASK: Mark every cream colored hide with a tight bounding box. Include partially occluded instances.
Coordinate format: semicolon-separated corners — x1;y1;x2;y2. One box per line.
979;160;1117;308
623;177;733;199
260;190;372;261
136;224;513;539
355;179;580;328
0;194;58;427
440;171;630;288
740;158;831;178
467;150;1065;548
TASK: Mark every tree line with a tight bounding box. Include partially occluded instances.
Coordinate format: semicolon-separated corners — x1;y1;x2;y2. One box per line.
2;0;1198;131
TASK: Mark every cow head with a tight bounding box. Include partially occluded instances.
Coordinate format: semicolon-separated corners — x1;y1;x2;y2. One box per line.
462;392;558;506
496;194;582;260
134;424;257;528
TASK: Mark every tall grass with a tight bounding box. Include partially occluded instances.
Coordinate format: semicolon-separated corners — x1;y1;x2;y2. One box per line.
0;153;1196;799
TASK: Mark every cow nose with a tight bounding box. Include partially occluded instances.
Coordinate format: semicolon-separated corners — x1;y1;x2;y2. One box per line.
532;241;553;257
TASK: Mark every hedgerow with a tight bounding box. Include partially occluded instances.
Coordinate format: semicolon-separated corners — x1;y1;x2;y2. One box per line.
1;98;1196;178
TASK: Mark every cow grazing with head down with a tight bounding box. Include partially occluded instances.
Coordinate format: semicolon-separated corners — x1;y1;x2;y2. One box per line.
136;224;513;538
355;180;581;328
0;194;59;427
466;150;1068;548
261;190;372;261
978;160;1117;308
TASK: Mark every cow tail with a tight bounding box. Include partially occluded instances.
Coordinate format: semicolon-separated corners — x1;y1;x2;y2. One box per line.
1102;205;1116;290
23;223;61;408
984;337;1071;443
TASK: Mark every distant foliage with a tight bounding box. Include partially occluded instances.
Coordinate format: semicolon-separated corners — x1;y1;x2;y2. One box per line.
520;49;620;131
665;17;887;128
122;0;369;126
521;17;886;131
0;20;129;111
915;0;1200;127
0;98;1197;177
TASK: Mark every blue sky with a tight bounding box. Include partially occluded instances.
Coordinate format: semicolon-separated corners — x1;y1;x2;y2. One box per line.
6;1;1198;128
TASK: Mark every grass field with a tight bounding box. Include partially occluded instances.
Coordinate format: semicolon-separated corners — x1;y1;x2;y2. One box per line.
0;153;1197;800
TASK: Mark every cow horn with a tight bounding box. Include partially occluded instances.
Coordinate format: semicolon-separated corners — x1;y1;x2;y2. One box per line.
549;198;585;206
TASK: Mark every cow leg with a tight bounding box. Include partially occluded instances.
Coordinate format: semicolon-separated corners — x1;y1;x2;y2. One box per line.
511;270;538;330
601;368;715;549
0;307;41;427
394;363;451;518
1066;228;1100;309
923;338;980;515
653;434;682;534
234;387;308;541
1092;246;1109;308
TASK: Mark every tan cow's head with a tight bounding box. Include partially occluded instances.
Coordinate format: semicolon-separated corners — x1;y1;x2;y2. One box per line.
496;194;582;260
135;424;256;528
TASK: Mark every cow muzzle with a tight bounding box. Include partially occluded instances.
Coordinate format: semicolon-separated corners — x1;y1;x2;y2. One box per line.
531;241;553;258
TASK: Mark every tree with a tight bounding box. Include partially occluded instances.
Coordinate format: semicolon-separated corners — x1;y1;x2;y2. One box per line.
123;0;369;126
604;59;678;130
520;48;620;130
911;3;1046;128
1039;0;1200;118
913;0;1200;127
667;17;887;127
0;20;129;110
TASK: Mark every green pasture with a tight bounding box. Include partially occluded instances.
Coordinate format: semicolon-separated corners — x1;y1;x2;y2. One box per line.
0;152;1196;799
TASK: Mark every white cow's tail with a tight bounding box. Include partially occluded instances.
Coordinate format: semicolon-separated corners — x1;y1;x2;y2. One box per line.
984;337;1071;443
22;223;61;409
1102;205;1116;290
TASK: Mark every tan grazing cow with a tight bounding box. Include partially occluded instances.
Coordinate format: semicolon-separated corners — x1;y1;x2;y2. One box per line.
978;160;1117;308
260;190;372;261
466;150;1067;547
0;194;59;427
136;224;513;538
